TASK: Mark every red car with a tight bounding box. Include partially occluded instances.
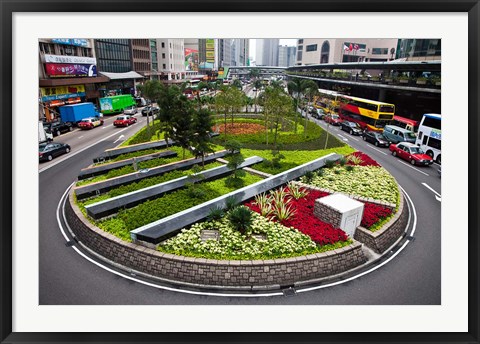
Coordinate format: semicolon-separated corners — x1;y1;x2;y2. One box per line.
78;117;104;130
324;114;342;126
113;115;137;127
389;142;434;166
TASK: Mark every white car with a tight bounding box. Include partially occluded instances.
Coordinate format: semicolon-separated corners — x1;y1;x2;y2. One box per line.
123;106;137;115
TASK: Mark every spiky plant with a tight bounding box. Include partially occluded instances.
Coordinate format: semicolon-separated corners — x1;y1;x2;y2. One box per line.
346;155;364;166
272;202;296;222
228;206;253;234
287;181;309;200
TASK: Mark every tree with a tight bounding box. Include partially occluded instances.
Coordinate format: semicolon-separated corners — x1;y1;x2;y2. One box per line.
136;80;163;138
232;79;243;90
248;68;260;81
157;84;181;147
252;79;262;113
302;80;319;139
224;139;246;183
215;87;229;142
191;108;215;167
228;86;245;126
196;81;209;111
263;86;293;148
170;94;194;159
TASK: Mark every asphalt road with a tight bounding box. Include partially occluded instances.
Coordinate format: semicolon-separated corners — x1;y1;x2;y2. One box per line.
39;113;441;305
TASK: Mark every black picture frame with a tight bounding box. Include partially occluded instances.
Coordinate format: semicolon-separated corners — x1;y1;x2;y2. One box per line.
1;1;479;343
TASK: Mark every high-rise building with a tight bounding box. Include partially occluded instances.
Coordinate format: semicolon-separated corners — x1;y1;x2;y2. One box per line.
94;39;132;73
396;39;441;61
278;45;296;67
217;39;233;67
198;38;216;71
231;39;249;66
256;39;279;66
295;38;399;65
156;39;186;80
131;39;151;76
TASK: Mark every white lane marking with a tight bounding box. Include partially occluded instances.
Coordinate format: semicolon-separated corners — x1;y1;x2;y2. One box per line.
349;136;360;142
366;145;388;155
57;184;417;298
113;135;125;144
397;160;430;176
39;126;130;173
78;136;84;139
337;134;348;141
422;183;442;202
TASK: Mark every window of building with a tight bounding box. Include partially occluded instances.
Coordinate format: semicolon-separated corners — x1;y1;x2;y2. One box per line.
306;44;317;52
298;45;303;51
372;48;389;55
161;42;165;48
320;41;330;64
298;39;303;44
162;53;165;59
297;51;302;61
163;64;166;69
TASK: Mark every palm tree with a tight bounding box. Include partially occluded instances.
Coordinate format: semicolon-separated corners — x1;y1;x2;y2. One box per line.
252;79;262;113
287;77;303;133
232;79;243;90
302;80;319;138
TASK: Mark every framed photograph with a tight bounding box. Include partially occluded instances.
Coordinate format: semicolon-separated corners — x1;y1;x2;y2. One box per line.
1;1;478;343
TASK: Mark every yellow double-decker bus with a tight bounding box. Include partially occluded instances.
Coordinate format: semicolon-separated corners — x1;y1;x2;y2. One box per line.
314;88;343;115
338;95;395;132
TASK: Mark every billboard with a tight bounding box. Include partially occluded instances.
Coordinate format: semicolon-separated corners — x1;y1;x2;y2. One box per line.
343;42;367;54
40;85;86;102
44;54;97;65
185;48;199;71
206;39;215;63
45;63;97;77
51;39;89;47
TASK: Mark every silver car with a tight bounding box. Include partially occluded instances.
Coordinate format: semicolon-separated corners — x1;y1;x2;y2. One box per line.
123;105;137;115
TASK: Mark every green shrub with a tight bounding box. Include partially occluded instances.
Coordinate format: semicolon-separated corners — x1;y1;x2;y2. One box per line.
207;206;224;221
228;206;253;234
324;159;336;168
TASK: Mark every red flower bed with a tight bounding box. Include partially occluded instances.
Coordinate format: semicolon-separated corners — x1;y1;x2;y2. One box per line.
244;187;393;246
346;151;381;167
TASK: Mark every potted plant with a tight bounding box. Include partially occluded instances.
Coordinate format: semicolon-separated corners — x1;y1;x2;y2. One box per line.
416;77;428;85
398;75;409;83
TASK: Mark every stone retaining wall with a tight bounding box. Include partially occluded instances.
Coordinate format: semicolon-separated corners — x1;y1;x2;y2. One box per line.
66;190;367;288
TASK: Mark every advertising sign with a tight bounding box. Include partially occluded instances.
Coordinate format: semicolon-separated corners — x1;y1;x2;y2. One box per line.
99;98;113;112
52;38;89;47
343;42;367;53
40;85;86;102
44;54;97;65
45;63;97;77
206;39;215;63
184;48;199;71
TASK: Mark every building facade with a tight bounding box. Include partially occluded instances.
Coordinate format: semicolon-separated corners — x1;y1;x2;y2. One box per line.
256;39;279;66
231;39;250;66
94;39;132;73
396;39;441;61
217;39;233;67
155;39;186;81
295;39;399;65
38;38;109;121
278;45;296;67
131;39;151;76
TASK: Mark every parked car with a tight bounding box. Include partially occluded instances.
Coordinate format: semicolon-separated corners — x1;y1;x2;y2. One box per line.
123;105;138;115
114;115;137;127
43;121;72;137
39;142;71;162
340;121;363;135
389;142;433;166
78;117;104;130
362;131;390;147
324;114;342;126
141;105;160;116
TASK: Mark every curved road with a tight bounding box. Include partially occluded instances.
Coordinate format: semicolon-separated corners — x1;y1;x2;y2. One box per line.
39;114;441;305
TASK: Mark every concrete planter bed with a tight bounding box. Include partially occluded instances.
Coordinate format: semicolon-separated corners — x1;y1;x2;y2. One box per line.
93;139;174;163
75;150;229;200
85;156;263;220
66;190;367;288
78;150;178;180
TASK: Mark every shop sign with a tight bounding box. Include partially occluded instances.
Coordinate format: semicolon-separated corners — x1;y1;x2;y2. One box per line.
51;39;89;47
46;63;97;77
44;54;96;65
40;85;86;102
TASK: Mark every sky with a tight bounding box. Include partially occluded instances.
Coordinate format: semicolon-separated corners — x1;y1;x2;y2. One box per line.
249;39;297;62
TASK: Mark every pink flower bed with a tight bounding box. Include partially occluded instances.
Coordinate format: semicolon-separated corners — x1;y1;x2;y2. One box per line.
244;187;392;246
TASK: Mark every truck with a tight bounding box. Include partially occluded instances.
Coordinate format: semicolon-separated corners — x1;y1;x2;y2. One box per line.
39;122;53;143
59;102;101;126
99;94;136;115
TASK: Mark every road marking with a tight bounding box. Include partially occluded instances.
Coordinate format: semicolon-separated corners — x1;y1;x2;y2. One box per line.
337;134;348;141
78;136;84;139
366;145;388;155
349;136;360;142
39;126;130;173
397;160;430;176
113;135;125;144
422;182;442;202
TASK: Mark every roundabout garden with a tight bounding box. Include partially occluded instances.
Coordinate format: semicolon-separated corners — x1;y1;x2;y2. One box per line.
65;82;408;289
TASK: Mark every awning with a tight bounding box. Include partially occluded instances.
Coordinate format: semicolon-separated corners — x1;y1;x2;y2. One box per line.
99;71;145;80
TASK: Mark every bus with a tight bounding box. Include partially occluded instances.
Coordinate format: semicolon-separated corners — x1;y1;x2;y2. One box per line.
415;113;441;164
391;115;419;132
313;88;343;115
338;95;395;132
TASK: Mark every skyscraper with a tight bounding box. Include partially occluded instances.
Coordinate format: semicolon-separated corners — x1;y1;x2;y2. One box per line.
256;39;279;66
278;45;296;67
231;39;249;66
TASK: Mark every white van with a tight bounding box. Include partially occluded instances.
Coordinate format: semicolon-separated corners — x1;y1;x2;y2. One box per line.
382;125;416;144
